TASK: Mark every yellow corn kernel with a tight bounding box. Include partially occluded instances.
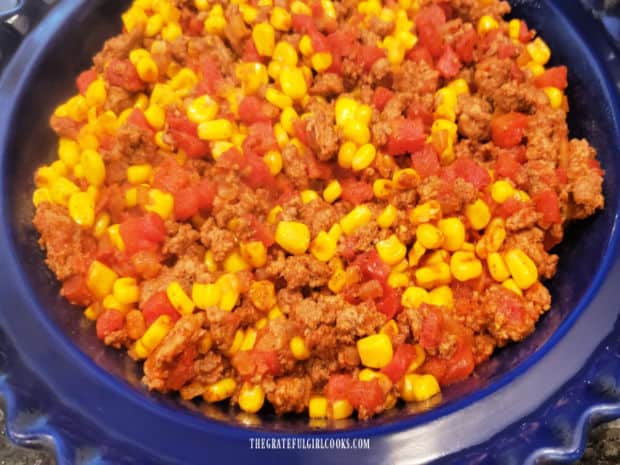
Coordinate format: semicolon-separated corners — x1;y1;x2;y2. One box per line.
145;188;174;220
434;87;458;122
57;139;80;167
65;95;89;121
396;30;418;50
491;180;516;204
502;278;524;296
380;320;399;338
408;240;426;267
340;205;373;235
122;7;148;33
416;223;444;249
107;224;125;251
477;15;499;35
81;149;105;186
204;15;226;35
487;252;511;282
264;88;292;111
228;329;245;355
377;204;398;229
450;250;483;282
68;191;95;228
187;95;219;124
236;62;269;95
311;52;333;73
238;3;257;23
125;186;137;206
268;307;283;320
437;217;465;251
240;241;268;268
135;56;159;84
269;6;291;31
192;283;221;310
154;131;172;151
194;0;209;11
199;332;213;354
376;235;407;266
309;396;328;419
127;164;153;184
102;294;130;313
475;218;506;259
415;262;451;289
169;68;199;95
32;188;51;207
465;199;491;230
267;205;283;225
448;78;470;96
337;141;357;169
342;119;370;145
204;378;237;403
425;249;449;266
87;260;118;299
113;277;139;305
410;200;442;225
321;180;342;204
335;98;359;125
208;141;232;160
300;189;319;204
134;315;173;359
279;66;307;100
328;269;347;293
310;231;338;262
508;19;521;41
351;143;377;171
240;328;257;352
330;399;353;420
526;61;545;78
144;13;163;37
408;345;426;373
275;221;310;255
388;271;410;288
222;251;249;273
85;79;107;109
544;87;563;109
291;0;311;14
252;22;276;56
357;333;393;369
527;37;551;65
290;336;310;360
238;383;265;413
383;36;405;64
255;318;268;330
280;107;299;135
321;0;336;18
166;282;195;315
401;286;428;308
426;285;454;309
273;123;290;148
400;373;440;402
504;249;538;289
249;280;276;312
355;104;373;126
83;304;103;321
197;119;233;141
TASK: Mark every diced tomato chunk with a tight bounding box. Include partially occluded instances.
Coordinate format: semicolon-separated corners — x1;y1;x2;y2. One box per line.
174;187;200;221
376;286;402;319
96;310;126;340
494;152;522;182
411;144;441;178
491;112;529;148
304;151;333;180
248;215;275;247
104;59;145;92
120;213;167;255
406;44;434;66
242;39;263;62
359;45;386;71
381;344;418;382
76;68;97;95
372;86;394;111
291;14;317;34
325;374;354;401
534;189;561;223
448;157;491;189
415;4;446;58
196;178;217;210
243;154;276;189
340;178;374;205
556;167;568;185
153;158;191;194
238;96;278;125
495;197;525;219
355;249;390;283
386;118;427;156
141;291;180;328
127;109;154;133
534;66;568;90
419;305;445;351
293;119;311;147
518;20;534;43
498;42;520;59
441;339;475;385
166;346;196;390
454;28;478;63
436;45;462;78
216;147;245;169
171;130;211;158
348;378;384;412
242;122;278;157
61;275;93;306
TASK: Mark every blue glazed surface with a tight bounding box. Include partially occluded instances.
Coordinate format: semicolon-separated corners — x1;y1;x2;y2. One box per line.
0;0;619;464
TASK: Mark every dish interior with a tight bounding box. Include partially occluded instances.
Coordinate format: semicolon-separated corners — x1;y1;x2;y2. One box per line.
2;0;618;431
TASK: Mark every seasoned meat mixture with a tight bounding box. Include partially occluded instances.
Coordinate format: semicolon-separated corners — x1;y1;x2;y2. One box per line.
32;0;605;421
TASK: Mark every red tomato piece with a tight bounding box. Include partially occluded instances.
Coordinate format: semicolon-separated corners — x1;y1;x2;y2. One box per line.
293;119;311;147
376;286;402;319
120;213;166;255
304;151;333;180
495;197;525;219
242;39;263;63
216;147;245;169
141;291;180;328
415;4;446;58
174;187;200;221
406;44;434;66
498;42;520;59
372;86;395;111
386;118;427;156
411;144;441;178
441;339;475;385
381;343;418;382
291;14;317;34
436;45;462;79
242;122;278;157
171;130;212;158
355;249;390;283
233;350;281;379
104;59;145;92
196;178;217;210
243;154;276;189
185;17;204;36
491;112;529;148
238;96;279;125
325;374;354;401
419;305;445;351
534;189;561;223
76;68;97;95
127;109;154;133
348;379;384;412
153;158;191;194
96;310;125;340
359;45;386;71
340;178;374;205
61;275;93;306
454;28;478;63
448;157;491;190
248;215;275;247
195;56;223;95
166;346;196;390
494;152;522;182
556;167;568;185
534;66;568;90
518;20;534;43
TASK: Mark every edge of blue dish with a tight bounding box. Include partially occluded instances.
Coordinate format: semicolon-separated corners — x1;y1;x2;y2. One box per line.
0;0;619;464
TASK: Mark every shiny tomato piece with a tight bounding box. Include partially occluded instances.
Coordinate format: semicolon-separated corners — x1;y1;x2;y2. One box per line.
359;45;386;71
304;152;333;180
174;187;200;221
372;86;394;111
76;68;97;95
104;59;145;92
534;189;561;223
233;350;281;378
141;212;167;243
238;96;278;125
406;44;434;66
167;113;197;135
454;28;478;63
495;197;525;219
327;30;357;54
96;310;125;340
120;213;166;255
420;357;448;384
386;118;426;156
171;130;211;158
242;122;278;157
61;275;93;306
309;30;329;52
534;66;568;90
406;103;434;129
419;305;445;351
127;109;154;133
293;119;310;146
216;147;245;169
411;144;441;178
340;178;374;205
415;4;446;58
153;158;191;194
355;249;390;283
348;379;384;412
243;154;275;189
376;286;402;319
450;157;491;189
436;45;462;79
242;38;263;62
556;167;568;185
442;339;475;385
291;14;317;34
248;215;275;247
498;42;520;59
518;20;533;43
494;152;522;182
196;178;217;210
325;374;354;401
195;56;223;95
166;347;196;391
491;112;529;148
381;343;418;382
142;291;179;328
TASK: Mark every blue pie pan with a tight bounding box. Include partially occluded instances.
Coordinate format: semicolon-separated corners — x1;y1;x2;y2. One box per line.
0;0;619;464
